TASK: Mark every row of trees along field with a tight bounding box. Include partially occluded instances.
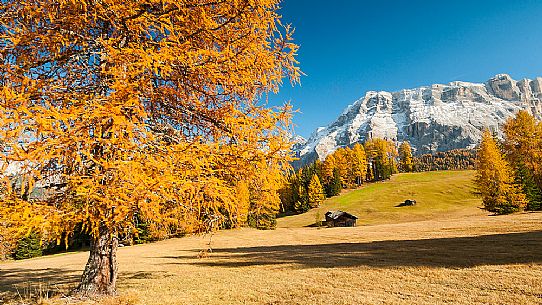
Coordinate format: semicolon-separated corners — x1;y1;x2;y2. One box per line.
0;0;299;295
280;138;407;213
475;111;542;214
413;149;476;171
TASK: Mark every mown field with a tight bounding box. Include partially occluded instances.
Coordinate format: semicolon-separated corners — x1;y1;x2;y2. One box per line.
1;171;541;305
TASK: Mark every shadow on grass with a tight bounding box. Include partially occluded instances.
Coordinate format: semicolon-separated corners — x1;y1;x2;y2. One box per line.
166;231;542;269
1;230;541;301
304;222;325;228
0;267;80;301
276;210;300;219
0;267;169;301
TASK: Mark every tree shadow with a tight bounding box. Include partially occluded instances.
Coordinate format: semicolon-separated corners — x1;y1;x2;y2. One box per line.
123;270;172;280
1;231;541;301
0;267;169;301
170;231;542;269
276;211;299;219
0;267;80;301
304;222;325;228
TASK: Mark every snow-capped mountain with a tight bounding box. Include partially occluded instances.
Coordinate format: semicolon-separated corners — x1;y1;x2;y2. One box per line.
294;74;542;165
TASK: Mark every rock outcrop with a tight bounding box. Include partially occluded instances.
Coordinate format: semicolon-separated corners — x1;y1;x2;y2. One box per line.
294;74;542;166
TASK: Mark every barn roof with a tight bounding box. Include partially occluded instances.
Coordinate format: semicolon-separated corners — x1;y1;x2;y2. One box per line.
325;210;358;220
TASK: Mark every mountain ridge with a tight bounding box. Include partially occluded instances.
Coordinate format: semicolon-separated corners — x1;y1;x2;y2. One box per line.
294;74;542;165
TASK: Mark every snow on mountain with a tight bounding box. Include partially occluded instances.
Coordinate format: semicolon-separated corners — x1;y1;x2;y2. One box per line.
294;74;542;166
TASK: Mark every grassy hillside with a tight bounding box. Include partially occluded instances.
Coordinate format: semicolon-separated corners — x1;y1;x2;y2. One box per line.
278;170;483;228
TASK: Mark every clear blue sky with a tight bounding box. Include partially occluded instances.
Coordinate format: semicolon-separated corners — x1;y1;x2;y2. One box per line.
269;0;542;138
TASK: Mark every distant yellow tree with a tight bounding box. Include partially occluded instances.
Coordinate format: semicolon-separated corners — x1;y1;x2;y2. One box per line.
365;138;398;181
399;141;414;172
0;0;299;295
475;130;527;214
343;148;357;188
307;174;325;208
503;111;542;173
502;111;542;210
333;148;349;187
351;143;368;185
322;154;337;186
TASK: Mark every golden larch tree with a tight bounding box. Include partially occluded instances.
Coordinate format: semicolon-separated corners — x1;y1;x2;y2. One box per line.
503;111;542;174
307;174;325;208
350;143;368;186
344;148;357;187
333;148;349;187
502;110;542;210
399;141;414;172
0;0;299;295
475;130;527;214
364;138;398;181
322;154;337;187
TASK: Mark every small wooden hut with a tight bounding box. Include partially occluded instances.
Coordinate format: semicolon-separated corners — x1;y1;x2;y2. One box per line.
325;210;358;227
396;199;417;207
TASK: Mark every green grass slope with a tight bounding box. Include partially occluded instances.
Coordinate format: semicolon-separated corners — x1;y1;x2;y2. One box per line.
278;170;484;228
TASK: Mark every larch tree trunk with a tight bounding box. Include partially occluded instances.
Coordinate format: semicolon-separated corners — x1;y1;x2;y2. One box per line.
74;228;118;295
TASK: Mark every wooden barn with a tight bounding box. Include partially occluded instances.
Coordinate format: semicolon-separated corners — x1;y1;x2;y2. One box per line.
325;210;358;227
396;199;417;207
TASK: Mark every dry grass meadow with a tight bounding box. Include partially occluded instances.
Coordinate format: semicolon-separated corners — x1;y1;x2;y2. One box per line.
1;171;542;304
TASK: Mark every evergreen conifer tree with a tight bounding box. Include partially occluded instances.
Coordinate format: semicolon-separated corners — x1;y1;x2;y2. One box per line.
329;168;342;196
322;155;337;197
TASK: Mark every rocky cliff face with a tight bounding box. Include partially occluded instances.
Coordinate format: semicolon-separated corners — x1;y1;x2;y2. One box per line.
295;74;542;165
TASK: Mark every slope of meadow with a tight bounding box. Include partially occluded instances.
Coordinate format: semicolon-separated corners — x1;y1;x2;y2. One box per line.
278;170;483;228
1;171;541;305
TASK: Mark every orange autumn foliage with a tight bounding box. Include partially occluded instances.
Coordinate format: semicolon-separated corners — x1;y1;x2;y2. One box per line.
0;0;299;293
475;130;527;214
